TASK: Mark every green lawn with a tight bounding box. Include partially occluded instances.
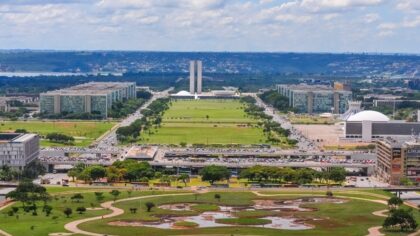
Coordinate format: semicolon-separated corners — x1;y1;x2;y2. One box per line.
1;189;418;236
139;99;267;145
0;120;116;147
288;115;336;125
0;189;181;236
78;191;403;236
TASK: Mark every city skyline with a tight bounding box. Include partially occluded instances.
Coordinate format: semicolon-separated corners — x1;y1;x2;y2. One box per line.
0;0;418;53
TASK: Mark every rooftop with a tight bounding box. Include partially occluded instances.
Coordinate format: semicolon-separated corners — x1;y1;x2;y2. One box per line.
0;133;37;143
347;110;390;122
279;84;351;93
382;136;420;148
41;82;135;96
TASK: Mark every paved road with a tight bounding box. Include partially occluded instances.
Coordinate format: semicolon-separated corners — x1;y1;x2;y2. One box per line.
95;87;173;149
253;95;319;151
63;192;192;236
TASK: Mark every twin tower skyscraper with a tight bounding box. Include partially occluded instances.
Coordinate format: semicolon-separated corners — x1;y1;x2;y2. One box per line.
189;60;202;94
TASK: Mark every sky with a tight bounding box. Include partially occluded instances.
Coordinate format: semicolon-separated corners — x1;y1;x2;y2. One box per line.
0;0;419;53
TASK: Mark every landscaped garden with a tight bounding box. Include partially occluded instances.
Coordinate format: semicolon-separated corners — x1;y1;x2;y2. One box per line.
77;190;419;236
0;120;116;147
0;182;418;236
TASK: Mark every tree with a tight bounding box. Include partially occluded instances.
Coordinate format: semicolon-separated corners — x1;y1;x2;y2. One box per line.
15;129;27;133
67;169;78;182
214;194;221;202
87;165;107;181
76;207;86;214
145;202;155;212
63;208;72;218
110;190;121;201
388;196;403;209
324;167;346;185
46;133;74;144
71;193;84;203
400;177;414;186
94;192;105;202
21;160;46;179
177;174;190;187
6;181;50;207
383;209;418;232
199;165;231;184
43;205;53;216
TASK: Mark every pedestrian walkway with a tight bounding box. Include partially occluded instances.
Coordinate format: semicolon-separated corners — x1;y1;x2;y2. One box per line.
63;193;192;236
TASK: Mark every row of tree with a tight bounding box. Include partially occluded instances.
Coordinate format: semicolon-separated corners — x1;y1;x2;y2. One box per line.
258;90;296;112
0;161;45;181
240;96;297;146
67;162;348;186
68;160;155;183
116;98;170;142
45;132;75;144
239;165;346;185
108;97;148;119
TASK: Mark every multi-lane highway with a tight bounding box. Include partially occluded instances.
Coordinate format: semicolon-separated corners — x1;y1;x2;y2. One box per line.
94;87;173;149
253;94;320;151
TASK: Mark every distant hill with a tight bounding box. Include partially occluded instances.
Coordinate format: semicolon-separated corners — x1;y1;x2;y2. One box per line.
0;51;418;77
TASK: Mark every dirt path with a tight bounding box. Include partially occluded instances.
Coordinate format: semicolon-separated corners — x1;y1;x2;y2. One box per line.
63;193;192;236
367;226;384;236
372;210;388;217
252;191;420;236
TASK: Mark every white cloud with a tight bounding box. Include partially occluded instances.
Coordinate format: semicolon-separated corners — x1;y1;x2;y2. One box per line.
378;23;397;30
402;16;420;28
364;13;379;23
396;0;420;13
300;0;384;13
0;0;418;53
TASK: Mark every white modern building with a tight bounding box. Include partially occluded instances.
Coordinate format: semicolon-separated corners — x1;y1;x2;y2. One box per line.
344;110;420;142
0;133;40;170
189;60;203;94
40;82;136;118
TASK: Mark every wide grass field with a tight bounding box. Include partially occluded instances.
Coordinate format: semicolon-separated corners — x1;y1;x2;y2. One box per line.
0;120;115;147
140;99;267;145
0;188;181;236
77;190;418;236
0;188;418;236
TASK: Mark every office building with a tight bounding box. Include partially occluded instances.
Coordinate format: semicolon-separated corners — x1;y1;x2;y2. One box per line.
276;84;352;114
0;133;39;170
189;60;203;94
344;110;420;142
376;137;420;185
40;82;136;118
189;61;195;94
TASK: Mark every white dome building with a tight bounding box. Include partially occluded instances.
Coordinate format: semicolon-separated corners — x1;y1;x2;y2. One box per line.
347;110;390;122
171;90;195;99
175;90;192;96
345;110;420;142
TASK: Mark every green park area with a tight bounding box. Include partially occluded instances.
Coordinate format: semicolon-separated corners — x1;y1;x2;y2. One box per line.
0;183;418;236
288;114;336;125
0;120;116;147
139;99;267;145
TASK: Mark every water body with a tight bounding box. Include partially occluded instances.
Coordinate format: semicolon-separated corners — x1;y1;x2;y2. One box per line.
0;72;123;77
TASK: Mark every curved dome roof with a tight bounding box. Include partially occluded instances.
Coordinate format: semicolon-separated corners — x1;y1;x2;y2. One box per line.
175;90;192;96
347;110;390;122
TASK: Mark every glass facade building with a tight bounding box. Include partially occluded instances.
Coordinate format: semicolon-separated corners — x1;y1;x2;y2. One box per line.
277;84;352;114
40;82;136;118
